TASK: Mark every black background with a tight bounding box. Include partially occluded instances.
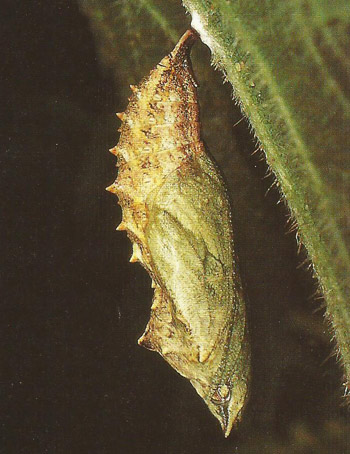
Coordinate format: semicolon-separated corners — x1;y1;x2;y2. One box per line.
2;1;349;453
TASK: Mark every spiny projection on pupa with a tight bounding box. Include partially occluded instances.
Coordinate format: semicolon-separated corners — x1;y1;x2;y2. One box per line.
106;29;250;437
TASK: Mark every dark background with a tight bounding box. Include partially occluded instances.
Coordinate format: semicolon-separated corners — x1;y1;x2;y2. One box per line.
2;1;349;453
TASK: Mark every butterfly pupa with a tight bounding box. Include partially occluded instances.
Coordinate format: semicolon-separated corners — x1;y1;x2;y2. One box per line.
107;29;250;437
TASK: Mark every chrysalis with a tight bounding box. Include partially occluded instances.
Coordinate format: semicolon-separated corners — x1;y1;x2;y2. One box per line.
106;29;250;436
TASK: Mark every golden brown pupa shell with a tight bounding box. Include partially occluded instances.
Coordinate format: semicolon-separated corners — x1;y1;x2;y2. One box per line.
107;29;250;436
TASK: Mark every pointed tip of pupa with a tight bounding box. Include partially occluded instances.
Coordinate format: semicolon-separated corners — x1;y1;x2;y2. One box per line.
221;419;230;438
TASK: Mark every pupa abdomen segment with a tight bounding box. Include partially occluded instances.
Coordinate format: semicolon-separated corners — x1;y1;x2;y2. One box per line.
107;29;250;437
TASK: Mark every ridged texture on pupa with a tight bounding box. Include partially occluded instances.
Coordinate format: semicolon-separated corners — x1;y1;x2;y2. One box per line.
107;29;250;437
